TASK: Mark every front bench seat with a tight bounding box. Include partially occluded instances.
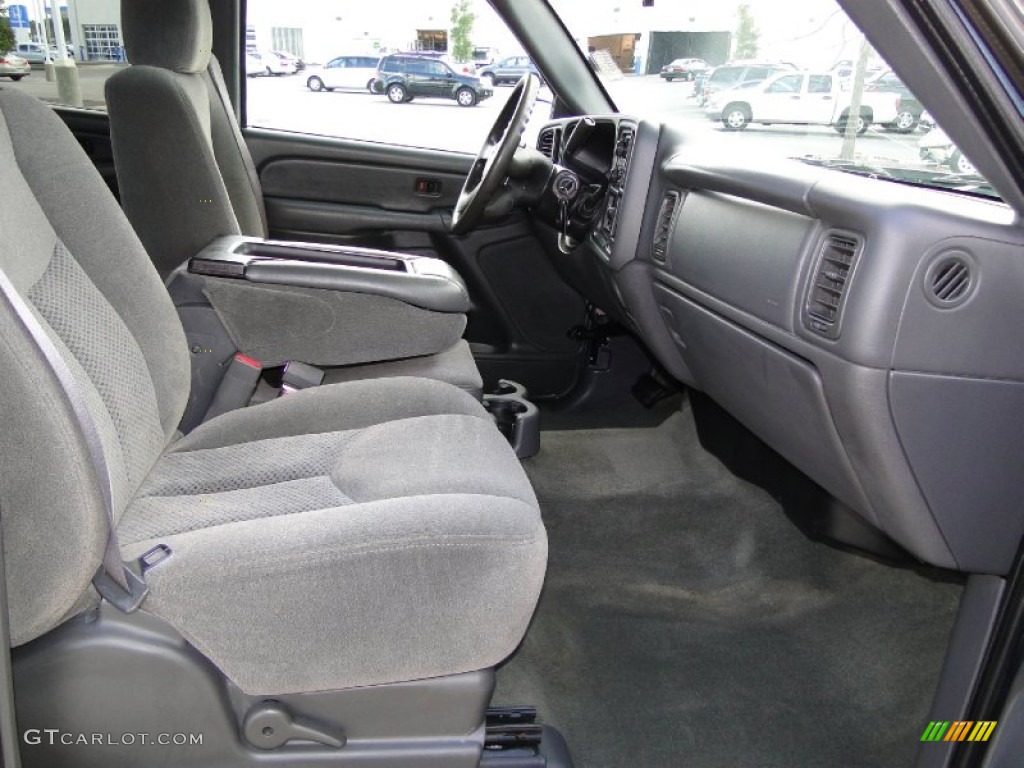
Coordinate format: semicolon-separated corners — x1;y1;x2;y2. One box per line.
104;0;483;397
0;86;546;696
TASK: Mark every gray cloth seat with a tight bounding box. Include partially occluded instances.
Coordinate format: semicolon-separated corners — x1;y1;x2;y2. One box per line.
0;86;546;695
104;0;483;397
118;377;545;694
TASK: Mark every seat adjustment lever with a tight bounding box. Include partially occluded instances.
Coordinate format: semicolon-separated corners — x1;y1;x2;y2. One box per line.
243;701;346;750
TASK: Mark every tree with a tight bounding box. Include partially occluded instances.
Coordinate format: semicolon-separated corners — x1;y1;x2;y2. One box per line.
734;4;759;59
0;3;17;55
450;0;475;63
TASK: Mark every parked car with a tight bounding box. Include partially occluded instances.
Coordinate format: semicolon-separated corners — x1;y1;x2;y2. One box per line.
271;50;302;72
478;55;542;86
244;52;263;77
866;69;924;132
659;57;709;82
471;46;497;69
252;50;296;76
306;55;379;92
12;42;74;66
919;127;978;174
441;55;477;77
0;52;30;80
373;53;493;106
829;60;884;81
697;60;797;105
704;70;901;133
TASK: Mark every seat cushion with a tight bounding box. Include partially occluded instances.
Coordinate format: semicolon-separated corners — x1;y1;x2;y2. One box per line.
322;339;484;399
118;377;546;695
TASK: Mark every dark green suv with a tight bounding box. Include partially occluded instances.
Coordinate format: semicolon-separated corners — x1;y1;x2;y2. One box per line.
373;54;493;107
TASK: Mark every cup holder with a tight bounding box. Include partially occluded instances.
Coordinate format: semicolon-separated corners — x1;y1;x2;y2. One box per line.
483;380;539;459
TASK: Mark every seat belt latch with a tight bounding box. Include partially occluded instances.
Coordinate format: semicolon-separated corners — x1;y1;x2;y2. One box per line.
204;353;263;421
93;544;172;614
280;361;325;394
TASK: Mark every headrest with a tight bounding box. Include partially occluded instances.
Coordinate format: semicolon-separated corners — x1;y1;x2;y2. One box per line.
122;0;213;74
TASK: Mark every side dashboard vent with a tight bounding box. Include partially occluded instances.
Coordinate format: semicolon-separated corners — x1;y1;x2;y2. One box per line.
651;191;681;263
537;127;560;162
927;254;973;307
805;233;861;338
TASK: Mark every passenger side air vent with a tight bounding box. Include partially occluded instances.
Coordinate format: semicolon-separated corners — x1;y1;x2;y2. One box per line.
804;232;861;339
926;253;973;308
537;127;560;162
651;191;681;263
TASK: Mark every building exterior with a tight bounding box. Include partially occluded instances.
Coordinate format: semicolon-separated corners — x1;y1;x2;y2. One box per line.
13;0;864;73
66;0;122;60
12;0;122;60
245;0;520;65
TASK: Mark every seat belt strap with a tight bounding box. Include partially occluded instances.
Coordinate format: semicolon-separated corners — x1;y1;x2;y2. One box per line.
0;267;147;613
0;508;24;768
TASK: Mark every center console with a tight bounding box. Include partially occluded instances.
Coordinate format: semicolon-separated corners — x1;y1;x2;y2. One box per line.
187;236;471;314
170;237;541;457
167;236;473;431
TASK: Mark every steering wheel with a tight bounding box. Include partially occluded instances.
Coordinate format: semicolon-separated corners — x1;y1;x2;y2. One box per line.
450;73;541;234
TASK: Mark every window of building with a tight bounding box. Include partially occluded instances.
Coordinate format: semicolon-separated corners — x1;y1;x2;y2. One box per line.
82;24;122;62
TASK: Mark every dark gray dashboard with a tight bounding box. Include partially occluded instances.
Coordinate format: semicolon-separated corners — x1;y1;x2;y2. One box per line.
539;116;1024;576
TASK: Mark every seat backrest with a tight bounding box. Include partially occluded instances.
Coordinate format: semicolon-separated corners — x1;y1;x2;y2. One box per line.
0;88;191;646
105;0;268;277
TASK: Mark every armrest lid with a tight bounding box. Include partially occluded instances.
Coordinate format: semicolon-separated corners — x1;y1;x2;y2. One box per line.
189;236;469;314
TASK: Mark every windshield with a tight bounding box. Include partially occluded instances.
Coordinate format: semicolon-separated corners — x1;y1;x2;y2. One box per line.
548;0;998;199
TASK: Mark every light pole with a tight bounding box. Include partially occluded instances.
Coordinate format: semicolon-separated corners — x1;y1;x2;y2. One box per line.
47;0;82;107
32;0;54;81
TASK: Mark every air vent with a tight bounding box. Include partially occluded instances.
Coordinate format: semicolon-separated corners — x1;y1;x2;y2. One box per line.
927;254;973;307
651;191;681;262
537;127;560;161
805;233;861;338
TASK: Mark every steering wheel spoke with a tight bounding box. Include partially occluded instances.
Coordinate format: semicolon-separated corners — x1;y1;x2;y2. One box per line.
449;73;541;234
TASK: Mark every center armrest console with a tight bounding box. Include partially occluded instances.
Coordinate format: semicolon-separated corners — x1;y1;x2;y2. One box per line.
188;236;470;314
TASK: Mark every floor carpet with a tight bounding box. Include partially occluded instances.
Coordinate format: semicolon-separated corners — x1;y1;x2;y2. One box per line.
494;404;963;768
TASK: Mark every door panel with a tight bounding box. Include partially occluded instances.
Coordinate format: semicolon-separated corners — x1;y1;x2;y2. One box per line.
247;130;587;397
261;158;464;213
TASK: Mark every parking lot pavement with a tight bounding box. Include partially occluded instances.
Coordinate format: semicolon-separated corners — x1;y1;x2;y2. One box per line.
12;63;127;109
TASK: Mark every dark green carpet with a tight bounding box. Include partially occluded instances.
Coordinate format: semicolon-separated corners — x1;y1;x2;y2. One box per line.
494;404;962;767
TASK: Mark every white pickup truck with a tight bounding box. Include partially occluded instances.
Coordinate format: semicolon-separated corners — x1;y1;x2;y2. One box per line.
704;71;902;134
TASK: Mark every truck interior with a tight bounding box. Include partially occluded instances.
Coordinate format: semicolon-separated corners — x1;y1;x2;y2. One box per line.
2;0;1024;767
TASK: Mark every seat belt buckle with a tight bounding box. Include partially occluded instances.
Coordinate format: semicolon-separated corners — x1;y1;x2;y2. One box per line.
92;545;172;614
93;564;148;613
280;361;325;395
203;353;263;421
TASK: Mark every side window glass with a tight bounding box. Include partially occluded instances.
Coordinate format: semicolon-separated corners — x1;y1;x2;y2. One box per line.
767;75;802;94
808;75;832;94
245;0;553;153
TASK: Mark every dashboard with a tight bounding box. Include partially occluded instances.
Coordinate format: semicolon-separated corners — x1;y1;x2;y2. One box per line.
535;115;1024;576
